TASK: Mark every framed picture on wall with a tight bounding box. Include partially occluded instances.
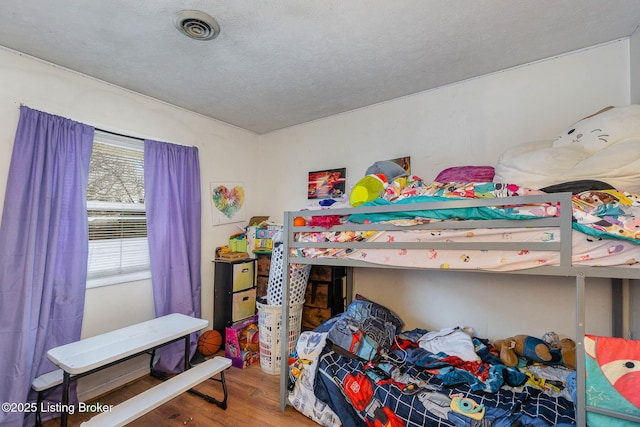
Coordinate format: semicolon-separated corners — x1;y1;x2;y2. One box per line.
389;156;411;175
210;182;247;225
308;168;346;199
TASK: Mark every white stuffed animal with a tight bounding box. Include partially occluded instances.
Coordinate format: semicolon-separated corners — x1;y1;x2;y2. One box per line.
494;105;640;193
552;105;640;153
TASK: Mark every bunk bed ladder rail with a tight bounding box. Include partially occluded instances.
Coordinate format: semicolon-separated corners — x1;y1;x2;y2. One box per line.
557;192;573;268
280;210;293;411
575;273;587;427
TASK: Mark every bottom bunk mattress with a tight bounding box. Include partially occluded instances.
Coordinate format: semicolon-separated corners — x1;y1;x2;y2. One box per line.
289;297;577;427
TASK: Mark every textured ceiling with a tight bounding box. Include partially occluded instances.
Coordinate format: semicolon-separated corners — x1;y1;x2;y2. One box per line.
1;1;639;134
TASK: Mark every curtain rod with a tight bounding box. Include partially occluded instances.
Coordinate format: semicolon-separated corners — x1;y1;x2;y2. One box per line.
94;128;195;148
95;127;145;142
19;105;146;143
21;106;194;147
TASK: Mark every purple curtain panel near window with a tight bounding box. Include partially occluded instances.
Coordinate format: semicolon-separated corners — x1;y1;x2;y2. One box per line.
144;139;202;373
0;106;93;426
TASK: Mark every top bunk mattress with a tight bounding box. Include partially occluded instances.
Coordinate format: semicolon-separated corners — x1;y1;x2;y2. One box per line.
288;182;640;274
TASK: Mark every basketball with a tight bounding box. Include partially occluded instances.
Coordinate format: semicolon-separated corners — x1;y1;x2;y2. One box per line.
198;330;222;357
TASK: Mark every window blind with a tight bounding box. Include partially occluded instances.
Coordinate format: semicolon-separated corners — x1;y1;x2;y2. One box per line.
87;133;149;279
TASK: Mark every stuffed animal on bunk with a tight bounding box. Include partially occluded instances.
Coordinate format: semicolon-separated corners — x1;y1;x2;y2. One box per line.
493;333;576;370
494;104;640;193
350;160;427;206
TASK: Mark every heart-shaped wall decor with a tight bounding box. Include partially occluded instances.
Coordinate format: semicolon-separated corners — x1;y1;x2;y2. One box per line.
212;185;245;219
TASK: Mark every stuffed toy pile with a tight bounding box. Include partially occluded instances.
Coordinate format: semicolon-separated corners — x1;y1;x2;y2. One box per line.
349;160;434;207
493;333;576;370
350;160;410;206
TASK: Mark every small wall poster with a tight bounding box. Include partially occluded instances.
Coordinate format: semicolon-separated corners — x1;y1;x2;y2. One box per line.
210;182;247;225
389;156;411;175
308;168;346;199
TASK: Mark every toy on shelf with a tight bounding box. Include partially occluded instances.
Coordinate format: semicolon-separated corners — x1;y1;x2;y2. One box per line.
215;245;249;261
228;233;248;252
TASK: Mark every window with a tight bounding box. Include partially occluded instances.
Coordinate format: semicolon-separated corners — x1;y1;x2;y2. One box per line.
86;131;150;287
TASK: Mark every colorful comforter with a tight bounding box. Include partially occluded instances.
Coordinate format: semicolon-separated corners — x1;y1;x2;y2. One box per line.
288;296;578;427
349;182;640;244
289;328;577;427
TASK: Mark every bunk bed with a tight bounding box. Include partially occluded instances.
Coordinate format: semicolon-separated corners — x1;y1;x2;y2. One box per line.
276;190;640;427
275;105;640;426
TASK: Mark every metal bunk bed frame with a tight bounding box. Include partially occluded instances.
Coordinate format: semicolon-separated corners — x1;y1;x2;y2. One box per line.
278;192;640;427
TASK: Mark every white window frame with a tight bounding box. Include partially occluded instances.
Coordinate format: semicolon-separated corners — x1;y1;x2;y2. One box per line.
86;131;151;288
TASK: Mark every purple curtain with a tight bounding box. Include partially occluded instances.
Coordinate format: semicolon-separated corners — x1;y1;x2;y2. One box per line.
0;106;93;426
144;140;202;373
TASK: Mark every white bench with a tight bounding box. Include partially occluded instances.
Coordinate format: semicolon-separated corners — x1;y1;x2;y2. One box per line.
47;313;210;427
81;356;231;427
32;369;65;427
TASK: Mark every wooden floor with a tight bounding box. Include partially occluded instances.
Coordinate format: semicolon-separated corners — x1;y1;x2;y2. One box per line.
42;352;320;427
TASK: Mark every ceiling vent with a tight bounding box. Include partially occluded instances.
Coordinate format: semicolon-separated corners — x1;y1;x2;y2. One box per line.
174;10;220;41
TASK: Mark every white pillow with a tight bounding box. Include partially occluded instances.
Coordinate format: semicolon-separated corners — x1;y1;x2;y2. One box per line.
494;140;590;189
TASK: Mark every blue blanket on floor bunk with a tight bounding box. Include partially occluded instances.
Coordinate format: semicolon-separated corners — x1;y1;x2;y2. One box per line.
313;332;576;427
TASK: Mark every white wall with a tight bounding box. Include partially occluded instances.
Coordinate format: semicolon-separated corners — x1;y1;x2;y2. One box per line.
258;40;632;342
0;47;261;399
